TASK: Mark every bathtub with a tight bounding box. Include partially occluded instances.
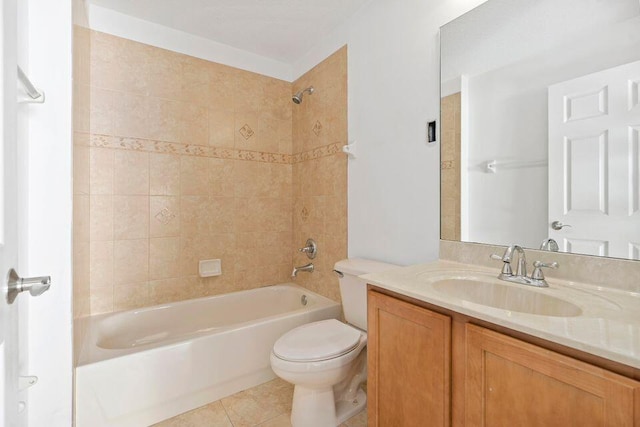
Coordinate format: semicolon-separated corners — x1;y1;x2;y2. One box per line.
75;283;341;427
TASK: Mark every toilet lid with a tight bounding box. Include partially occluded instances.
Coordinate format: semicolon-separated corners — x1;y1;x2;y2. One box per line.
273;319;362;362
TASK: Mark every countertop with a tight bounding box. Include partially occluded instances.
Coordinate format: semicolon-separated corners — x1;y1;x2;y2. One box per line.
362;260;640;369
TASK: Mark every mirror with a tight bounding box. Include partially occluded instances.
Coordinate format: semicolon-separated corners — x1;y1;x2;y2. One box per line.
440;0;640;260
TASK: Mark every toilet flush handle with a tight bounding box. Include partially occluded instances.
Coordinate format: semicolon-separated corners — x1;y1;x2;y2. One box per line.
332;269;344;278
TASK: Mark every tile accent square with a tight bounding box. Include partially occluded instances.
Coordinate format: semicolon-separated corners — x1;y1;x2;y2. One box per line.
155;208;176;225
312;120;322;136
239;124;255;140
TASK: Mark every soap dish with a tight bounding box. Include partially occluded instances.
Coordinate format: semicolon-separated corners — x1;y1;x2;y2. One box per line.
199;259;222;277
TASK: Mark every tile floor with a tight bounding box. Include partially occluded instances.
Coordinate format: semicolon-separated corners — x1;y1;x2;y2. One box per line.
153;378;368;427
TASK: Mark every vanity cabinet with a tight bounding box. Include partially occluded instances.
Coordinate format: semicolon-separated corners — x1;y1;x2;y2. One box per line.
466;324;640;426
367;289;640;426
367;290;451;426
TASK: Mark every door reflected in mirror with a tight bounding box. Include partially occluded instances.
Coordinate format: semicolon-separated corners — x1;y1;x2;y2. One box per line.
440;0;640;260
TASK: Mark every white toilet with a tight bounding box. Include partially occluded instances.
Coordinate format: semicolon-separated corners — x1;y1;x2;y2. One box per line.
270;258;397;427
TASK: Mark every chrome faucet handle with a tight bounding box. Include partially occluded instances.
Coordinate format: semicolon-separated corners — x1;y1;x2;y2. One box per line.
531;261;558;280
490;253;513;277
298;238;317;259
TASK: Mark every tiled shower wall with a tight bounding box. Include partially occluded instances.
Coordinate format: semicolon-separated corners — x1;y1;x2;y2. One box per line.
73;25;91;319
73;31;348;316
440;93;461;241
291;48;348;303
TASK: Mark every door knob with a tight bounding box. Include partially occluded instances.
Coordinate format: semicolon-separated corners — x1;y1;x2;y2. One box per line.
551;221;571;231
6;268;51;304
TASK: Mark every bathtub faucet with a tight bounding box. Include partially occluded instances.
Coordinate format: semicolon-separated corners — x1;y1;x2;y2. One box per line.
292;263;314;278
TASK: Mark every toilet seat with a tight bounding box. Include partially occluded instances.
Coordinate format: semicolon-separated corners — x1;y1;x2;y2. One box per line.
273;319;362;362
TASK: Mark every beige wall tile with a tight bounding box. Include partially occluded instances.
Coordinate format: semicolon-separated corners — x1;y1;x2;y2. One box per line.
90;195;114;241
113;91;151;139
181;57;210;107
149;237;181;281
147;98;208;145
234;197;292;233
180;156;209;196
145;47;183;100
89;86;116;135
74;145;90;195
258;113;279;153
234;71;265;113
90;30;150;95
113;195;150;240
89;285;113;315
208;109;235;148
114;282;149;311
74;194;90;242
149;277;198;305
208;197;236;233
208;159;234;197
150;153;180;196
209;65;236;109
150;196;180;238
89;147;114;195
180;196;210;238
114;150;149;195
90;240;114;288
114;239;149;285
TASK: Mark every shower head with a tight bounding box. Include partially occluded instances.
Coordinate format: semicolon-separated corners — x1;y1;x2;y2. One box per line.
292;86;314;104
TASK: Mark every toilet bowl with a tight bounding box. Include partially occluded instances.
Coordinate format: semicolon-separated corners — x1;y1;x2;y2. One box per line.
270;258;398;427
270;319;368;427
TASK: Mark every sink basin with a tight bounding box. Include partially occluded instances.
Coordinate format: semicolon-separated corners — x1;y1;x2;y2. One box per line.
431;278;583;317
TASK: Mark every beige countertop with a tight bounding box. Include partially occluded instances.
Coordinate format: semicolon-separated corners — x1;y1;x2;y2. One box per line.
362;260;640;369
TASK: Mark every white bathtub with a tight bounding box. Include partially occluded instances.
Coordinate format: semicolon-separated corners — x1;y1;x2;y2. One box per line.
75;284;341;427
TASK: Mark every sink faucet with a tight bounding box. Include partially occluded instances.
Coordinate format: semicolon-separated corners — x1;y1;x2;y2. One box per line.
490;245;558;287
540;238;559;252
504;245;527;278
292;263;314;278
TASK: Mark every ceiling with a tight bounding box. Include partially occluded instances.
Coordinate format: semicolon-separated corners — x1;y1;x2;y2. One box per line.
88;0;370;63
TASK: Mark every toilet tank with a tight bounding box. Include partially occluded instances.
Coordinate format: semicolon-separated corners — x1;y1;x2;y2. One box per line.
334;258;399;331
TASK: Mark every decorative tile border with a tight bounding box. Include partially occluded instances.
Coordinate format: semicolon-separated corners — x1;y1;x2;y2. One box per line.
82;133;343;165
291;142;342;163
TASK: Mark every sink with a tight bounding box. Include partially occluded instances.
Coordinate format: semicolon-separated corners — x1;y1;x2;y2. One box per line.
431;278;583;317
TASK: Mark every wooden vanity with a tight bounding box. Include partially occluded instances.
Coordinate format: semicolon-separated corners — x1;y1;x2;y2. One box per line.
367;288;640;426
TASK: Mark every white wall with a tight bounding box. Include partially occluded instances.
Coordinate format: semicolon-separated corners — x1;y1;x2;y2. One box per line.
25;0;74;424
293;0;487;265
88;4;292;81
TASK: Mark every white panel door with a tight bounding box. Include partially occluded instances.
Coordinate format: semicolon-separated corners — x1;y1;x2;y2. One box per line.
548;60;640;259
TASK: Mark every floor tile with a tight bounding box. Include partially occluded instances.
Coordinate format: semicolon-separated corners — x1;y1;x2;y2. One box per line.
220;378;293;427
256;413;292;427
343;408;367;427
152;401;232;427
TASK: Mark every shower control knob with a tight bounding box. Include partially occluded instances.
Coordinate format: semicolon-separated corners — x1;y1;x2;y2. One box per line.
298;238;318;259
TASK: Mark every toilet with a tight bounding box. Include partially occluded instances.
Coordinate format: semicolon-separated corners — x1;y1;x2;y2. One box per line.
270;258;397;427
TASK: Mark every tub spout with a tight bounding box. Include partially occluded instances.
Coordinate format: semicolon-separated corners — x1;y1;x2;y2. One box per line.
292;263;314;278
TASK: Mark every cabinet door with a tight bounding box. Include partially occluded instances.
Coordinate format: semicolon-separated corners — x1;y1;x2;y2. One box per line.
465;324;640;426
368;291;451;426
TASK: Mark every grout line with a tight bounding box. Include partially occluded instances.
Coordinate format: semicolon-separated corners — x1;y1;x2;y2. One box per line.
219;398;236;427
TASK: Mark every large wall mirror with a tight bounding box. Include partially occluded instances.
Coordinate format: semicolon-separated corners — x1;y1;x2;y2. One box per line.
440;0;640;260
